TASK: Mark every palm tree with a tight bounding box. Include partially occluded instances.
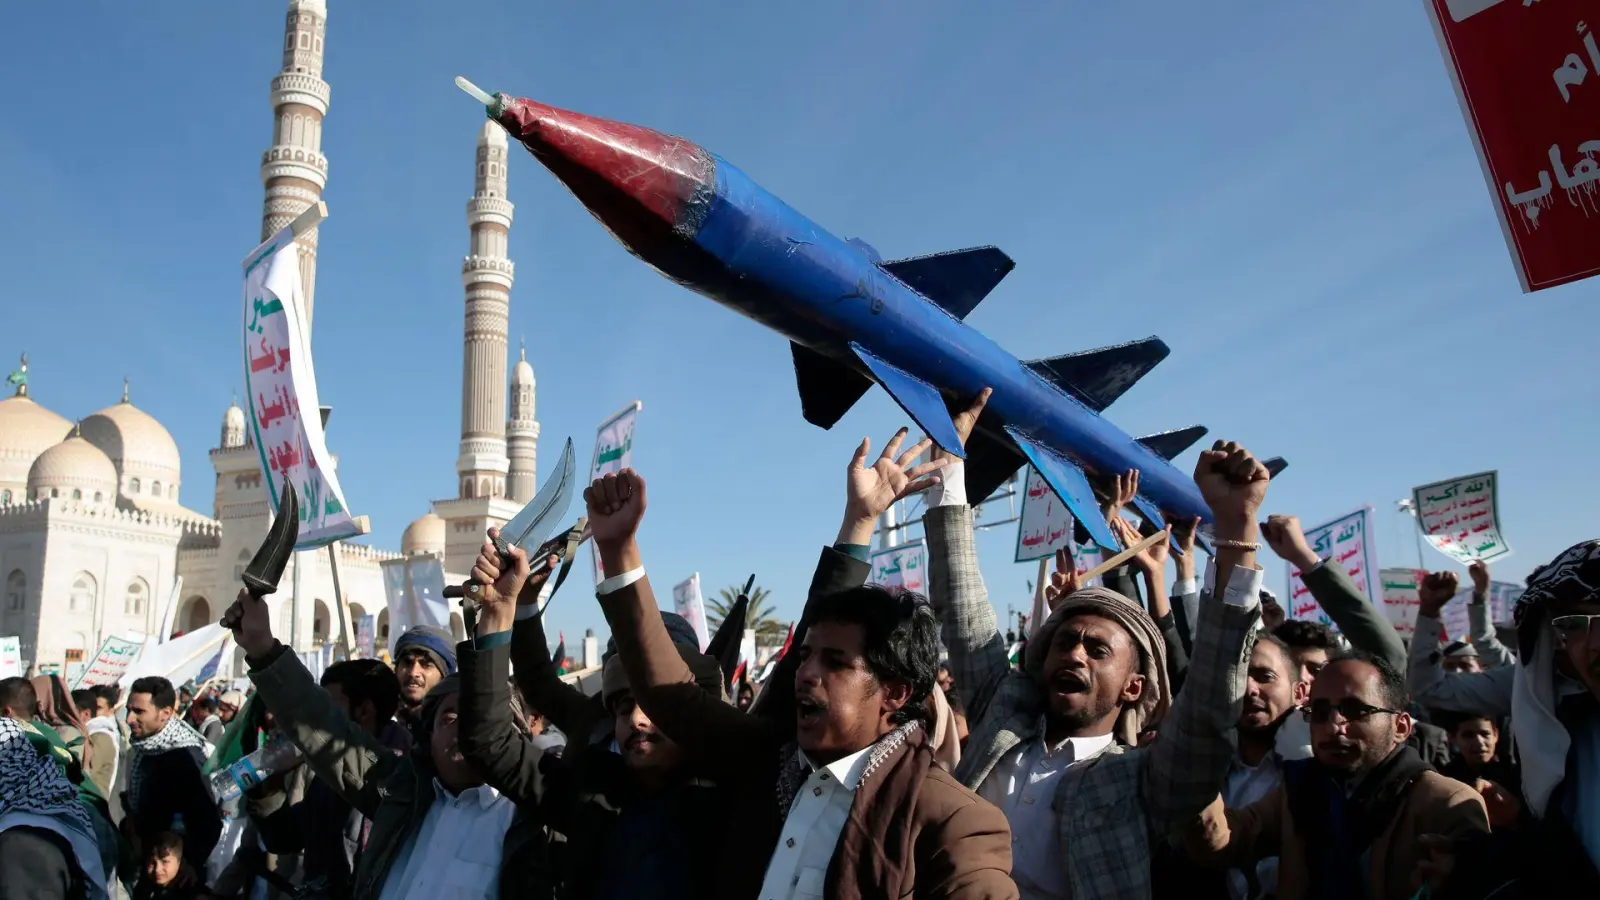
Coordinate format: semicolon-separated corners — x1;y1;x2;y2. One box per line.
707;583;789;645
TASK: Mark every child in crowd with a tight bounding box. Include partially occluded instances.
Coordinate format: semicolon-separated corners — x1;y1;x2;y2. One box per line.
133;831;214;900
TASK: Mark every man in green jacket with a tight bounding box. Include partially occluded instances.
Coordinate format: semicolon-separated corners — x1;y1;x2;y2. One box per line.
221;590;542;900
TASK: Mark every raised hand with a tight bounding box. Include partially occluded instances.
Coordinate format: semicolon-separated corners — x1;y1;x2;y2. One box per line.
587;470;647;547
840;429;950;544
1262;593;1286;630
1043;547;1082;610
516;555;563;607
935;388;992;461
470;528;530;631
1261;514;1321;572
1468;559;1491;597
1172;515;1201;581
1418;571;1459;619
1109;515;1171;579
1102;469;1140;521
1193;441;1270;538
221;587;277;660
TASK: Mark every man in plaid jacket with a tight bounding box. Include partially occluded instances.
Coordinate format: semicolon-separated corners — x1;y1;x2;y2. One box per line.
926;392;1265;900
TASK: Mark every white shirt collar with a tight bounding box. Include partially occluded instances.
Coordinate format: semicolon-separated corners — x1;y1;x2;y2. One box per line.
1036;716;1115;759
431;778;504;809
798;745;874;791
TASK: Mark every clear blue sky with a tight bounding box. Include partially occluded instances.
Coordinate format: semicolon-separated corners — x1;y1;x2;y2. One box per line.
4;1;1596;647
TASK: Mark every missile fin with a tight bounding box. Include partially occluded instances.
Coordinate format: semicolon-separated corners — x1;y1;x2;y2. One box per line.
791;343;874;429
1025;337;1171;412
1130;495;1166;532
1003;426;1121;551
848;343;966;458
1264;457;1289;478
1135;425;1209;461
878;246;1015;321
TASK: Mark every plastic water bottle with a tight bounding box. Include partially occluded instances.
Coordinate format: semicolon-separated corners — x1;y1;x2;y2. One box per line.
206;735;303;804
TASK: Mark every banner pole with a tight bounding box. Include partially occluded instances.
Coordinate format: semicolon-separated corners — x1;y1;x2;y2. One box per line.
328;542;354;661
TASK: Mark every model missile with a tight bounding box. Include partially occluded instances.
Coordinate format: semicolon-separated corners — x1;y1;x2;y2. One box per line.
457;78;1284;550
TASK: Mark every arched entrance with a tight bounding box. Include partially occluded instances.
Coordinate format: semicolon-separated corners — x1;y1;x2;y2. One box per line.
181;596;211;635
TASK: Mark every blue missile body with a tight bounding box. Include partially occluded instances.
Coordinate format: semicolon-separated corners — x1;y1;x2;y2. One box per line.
487;93;1262;550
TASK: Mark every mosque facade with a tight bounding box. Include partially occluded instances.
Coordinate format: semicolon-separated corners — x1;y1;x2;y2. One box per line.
0;0;536;675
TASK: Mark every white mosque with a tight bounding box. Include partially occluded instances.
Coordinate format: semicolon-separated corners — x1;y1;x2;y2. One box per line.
0;0;538;677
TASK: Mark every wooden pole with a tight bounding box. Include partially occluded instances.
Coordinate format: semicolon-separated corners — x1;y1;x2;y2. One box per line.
1078;530;1168;584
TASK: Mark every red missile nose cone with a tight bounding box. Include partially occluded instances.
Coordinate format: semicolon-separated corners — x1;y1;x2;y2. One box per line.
494;97;716;246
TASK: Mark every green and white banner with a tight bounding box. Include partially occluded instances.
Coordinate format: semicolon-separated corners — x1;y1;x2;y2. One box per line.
241;225;360;549
588;401;641;584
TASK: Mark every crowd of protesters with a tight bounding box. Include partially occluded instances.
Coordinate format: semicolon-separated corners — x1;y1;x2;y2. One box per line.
2;390;1597;900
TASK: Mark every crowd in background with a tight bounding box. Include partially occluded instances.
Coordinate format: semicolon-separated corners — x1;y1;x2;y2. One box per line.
2;390;1598;900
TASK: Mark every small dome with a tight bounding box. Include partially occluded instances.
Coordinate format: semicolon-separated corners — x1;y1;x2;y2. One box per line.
0;395;73;495
402;512;446;556
512;358;534;386
80;388;182;504
28;435;118;503
221;399;247;450
478;119;508;149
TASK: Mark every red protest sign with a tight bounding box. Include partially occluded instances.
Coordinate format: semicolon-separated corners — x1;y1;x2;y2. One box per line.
1426;0;1600;291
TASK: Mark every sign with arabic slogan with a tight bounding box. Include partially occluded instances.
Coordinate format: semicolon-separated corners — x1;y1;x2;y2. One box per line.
671;573;711;651
1285;507;1381;631
1425;0;1600;290
241;230;360;548
588;401;641;584
870;542;928;596
1411;470;1512;565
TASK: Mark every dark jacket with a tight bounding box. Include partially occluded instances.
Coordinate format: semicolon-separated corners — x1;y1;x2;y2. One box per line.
247;644;543;900
249;775;364;900
126;746;222;873
598;549;1016;900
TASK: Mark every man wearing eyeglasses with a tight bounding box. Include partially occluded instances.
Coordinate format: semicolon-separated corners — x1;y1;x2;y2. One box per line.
1185;647;1488;899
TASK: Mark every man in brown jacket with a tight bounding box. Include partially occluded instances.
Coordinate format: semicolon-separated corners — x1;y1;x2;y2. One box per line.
587;438;1017;900
1187;649;1489;899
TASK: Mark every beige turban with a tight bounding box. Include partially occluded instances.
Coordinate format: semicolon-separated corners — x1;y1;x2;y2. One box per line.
1023;586;1171;746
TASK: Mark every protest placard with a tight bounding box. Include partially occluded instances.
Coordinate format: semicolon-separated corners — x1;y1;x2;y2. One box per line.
0;637;21;678
1411;471;1511;565
870;542;928;595
1286;507;1381;630
589;401;641;584
72;634;145;689
671;574;711;651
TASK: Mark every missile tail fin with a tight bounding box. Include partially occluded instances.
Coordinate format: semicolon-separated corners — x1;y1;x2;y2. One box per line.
1135;425;1209;461
848;343;966;458
879;246;1015;321
792;343;874;429
1025;337;1171;412
1264;457;1289;478
1004;427;1121;551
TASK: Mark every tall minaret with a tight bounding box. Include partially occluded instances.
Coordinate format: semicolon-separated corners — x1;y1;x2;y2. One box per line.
506;340;539;502
456;121;515;501
260;0;330;336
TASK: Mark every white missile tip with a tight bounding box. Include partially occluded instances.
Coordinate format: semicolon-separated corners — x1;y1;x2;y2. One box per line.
455;76;495;107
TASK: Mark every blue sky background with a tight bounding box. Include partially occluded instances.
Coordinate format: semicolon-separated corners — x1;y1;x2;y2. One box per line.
4;1;1597;647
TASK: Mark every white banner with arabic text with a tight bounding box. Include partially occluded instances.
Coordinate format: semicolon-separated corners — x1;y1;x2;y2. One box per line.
588;402;641;584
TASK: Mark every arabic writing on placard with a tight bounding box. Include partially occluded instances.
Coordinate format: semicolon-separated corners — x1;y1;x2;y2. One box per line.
1380;568;1428;637
1286;507;1382;632
0;636;20;678
242;233;360;548
1411;471;1512;565
71;635;144;689
1016;467;1081;561
588;402;641;584
1426;0;1600;289
871;542;928;596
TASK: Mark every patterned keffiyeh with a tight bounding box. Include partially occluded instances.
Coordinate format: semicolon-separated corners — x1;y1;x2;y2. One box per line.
128;715;211;812
0;717;94;835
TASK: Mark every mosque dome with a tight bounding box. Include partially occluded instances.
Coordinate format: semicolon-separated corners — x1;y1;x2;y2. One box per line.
0;394;73;500
221;398;247;449
402;512;447;557
28;434;118;504
79;384;182;505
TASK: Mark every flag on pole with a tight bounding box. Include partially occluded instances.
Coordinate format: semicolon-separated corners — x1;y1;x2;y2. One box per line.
588;401;641;584
241;213;361;549
379;556;450;648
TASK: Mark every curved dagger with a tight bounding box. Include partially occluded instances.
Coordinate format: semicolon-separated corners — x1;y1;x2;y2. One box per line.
242;481;299;597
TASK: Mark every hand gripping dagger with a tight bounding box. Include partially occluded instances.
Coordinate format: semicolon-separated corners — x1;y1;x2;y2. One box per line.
453;437;577;598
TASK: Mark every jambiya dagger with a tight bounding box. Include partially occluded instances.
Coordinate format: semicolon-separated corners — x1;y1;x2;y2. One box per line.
455;78;1284;551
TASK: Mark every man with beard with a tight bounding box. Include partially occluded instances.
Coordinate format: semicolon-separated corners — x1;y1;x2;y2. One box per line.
1187;650;1488;899
392;627;455;732
588;427;1018;900
123;677;221;875
930;402;1268;899
222;587;540;900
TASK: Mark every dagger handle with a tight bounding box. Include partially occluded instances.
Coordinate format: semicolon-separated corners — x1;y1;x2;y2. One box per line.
459;532;519;597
